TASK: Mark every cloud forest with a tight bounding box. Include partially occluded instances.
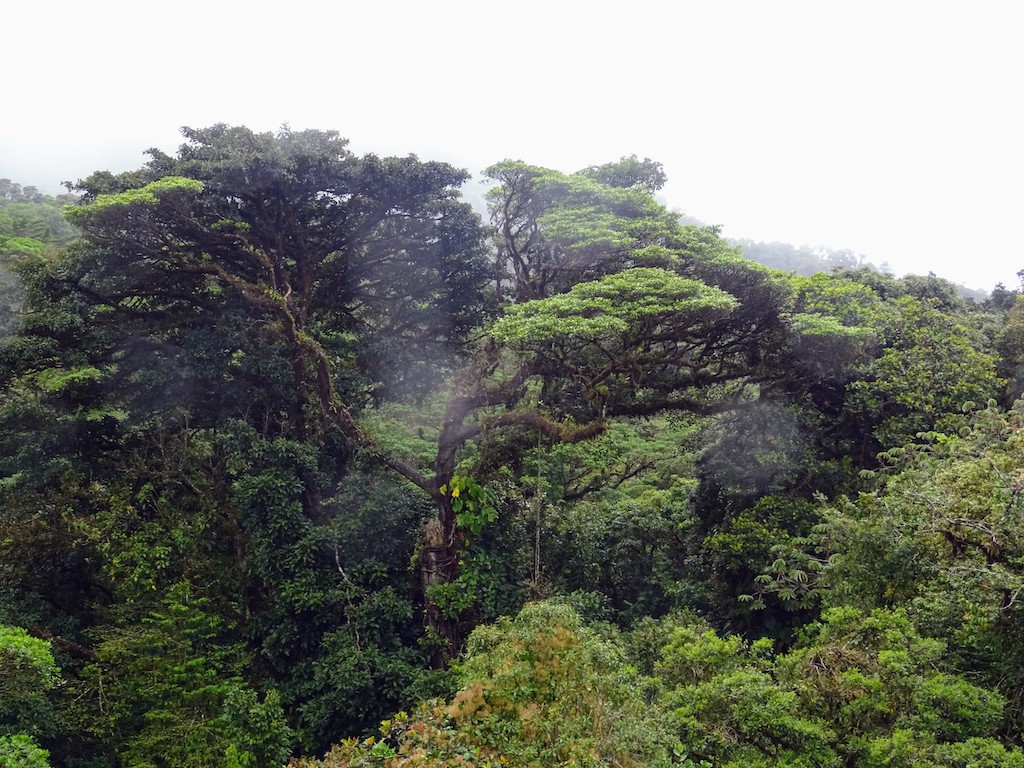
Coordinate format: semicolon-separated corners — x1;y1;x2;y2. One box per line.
2;126;1024;768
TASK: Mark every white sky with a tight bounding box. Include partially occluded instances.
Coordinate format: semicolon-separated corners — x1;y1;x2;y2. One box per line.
5;0;1022;291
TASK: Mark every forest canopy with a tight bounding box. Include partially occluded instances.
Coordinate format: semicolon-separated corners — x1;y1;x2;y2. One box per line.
1;127;1022;768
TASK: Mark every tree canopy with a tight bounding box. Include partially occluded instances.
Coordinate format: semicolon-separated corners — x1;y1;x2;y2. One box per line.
0;126;1021;768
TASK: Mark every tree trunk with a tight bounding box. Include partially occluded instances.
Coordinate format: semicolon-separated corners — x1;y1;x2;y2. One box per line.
420;494;460;667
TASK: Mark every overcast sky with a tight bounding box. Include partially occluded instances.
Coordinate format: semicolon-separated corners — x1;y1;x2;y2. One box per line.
5;1;1022;291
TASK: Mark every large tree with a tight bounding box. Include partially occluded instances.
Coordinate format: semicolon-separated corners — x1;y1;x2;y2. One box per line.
0;125;492;756
66;125;489;422
386;158;818;654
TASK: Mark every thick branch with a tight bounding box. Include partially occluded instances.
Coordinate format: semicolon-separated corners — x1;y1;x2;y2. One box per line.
488;408;607;443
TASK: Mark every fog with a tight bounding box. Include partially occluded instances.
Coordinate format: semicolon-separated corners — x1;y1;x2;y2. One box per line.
6;0;1022;291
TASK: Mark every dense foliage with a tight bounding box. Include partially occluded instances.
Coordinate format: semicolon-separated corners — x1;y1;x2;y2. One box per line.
1;132;1021;767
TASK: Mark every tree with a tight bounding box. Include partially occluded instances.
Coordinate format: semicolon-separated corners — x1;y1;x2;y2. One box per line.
0;734;51;768
66;125;489;413
388;157;890;656
846;295;1002;447
290;602;680;768
996;295;1024;401
0;625;59;767
0;125;491;753
817;402;1024;720
655;608;1023;767
77;585;292;768
690;269;1006;636
394;161;811;655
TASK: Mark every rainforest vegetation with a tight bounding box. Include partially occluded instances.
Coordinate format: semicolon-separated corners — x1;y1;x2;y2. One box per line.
2;126;1024;767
